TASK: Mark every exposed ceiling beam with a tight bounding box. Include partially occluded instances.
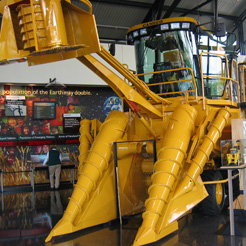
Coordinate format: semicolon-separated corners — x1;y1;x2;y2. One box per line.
89;0;238;20
91;0;150;8
231;9;246;33
239;9;246;22
162;0;182;19
0;0;240;25
97;24;129;30
180;0;213;17
142;0;165;23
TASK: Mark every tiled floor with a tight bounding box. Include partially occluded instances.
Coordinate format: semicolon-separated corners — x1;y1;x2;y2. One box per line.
1;186;246;246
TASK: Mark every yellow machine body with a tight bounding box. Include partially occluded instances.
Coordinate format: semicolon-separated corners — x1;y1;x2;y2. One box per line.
0;0;100;64
0;0;245;245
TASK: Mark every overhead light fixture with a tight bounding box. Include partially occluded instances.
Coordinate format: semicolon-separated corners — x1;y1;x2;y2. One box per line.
45;78;66;88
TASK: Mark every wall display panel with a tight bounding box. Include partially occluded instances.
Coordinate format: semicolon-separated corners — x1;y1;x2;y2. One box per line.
0;84;122;187
5;96;26;116
63;113;81;133
33;101;56;120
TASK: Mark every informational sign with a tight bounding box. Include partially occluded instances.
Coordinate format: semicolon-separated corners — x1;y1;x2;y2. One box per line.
57;133;80;144
0;136;18;147
33;101;56;119
18;135;57;146
5;95;26;116
0;134;80;147
63;113;81;133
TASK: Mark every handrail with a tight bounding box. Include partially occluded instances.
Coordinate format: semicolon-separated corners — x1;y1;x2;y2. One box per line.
136;67;197;98
202;76;240;100
231;59;239;81
200;51;241;109
203;173;239;185
97;46;170;105
1;170;31;173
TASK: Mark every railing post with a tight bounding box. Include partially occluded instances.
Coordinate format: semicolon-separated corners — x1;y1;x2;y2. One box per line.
30;167;34;191
0;169;3;193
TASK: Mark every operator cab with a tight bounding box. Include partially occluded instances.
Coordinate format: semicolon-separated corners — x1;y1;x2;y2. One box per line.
127;17;240;102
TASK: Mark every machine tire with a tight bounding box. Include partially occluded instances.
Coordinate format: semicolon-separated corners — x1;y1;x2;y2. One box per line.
198;170;225;215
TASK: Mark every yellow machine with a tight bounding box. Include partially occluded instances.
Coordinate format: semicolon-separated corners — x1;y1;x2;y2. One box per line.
0;0;245;245
227;140;243;166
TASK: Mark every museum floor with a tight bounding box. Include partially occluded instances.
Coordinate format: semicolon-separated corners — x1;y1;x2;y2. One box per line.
1;185;246;246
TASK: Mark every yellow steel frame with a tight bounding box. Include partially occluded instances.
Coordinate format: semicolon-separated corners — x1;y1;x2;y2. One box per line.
127;16;208;34
136;67;198;99
0;1;244;245
200;52;240;109
46;110;129;242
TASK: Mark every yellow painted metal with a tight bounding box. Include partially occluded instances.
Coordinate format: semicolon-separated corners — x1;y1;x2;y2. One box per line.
216;183;223;205
175;107;231;196
0;5;30;61
0;0;25;13
203;179;229;185
117;141;149;217
158;175;208;227
127;16;205;34
137;67;197;99
43;0;68;48
97;46;170;105
239;63;246;103
18;3;38;50
200;52;241;108
77;54;163;118
138;116;157;139
133;104;197;246
117;142;142;159
27;0;101;65
78;119;92;174
0;1;244;245
123;99;157;139
90;118;101;139
0;0;101;64
45;110;128;242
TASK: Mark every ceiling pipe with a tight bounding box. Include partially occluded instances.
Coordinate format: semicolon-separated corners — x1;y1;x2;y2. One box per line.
214;0;218;35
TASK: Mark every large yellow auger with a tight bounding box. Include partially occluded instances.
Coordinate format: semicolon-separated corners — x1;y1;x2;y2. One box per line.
0;0;243;245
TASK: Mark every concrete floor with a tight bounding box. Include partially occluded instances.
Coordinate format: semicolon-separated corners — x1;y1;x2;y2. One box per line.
1;187;246;246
